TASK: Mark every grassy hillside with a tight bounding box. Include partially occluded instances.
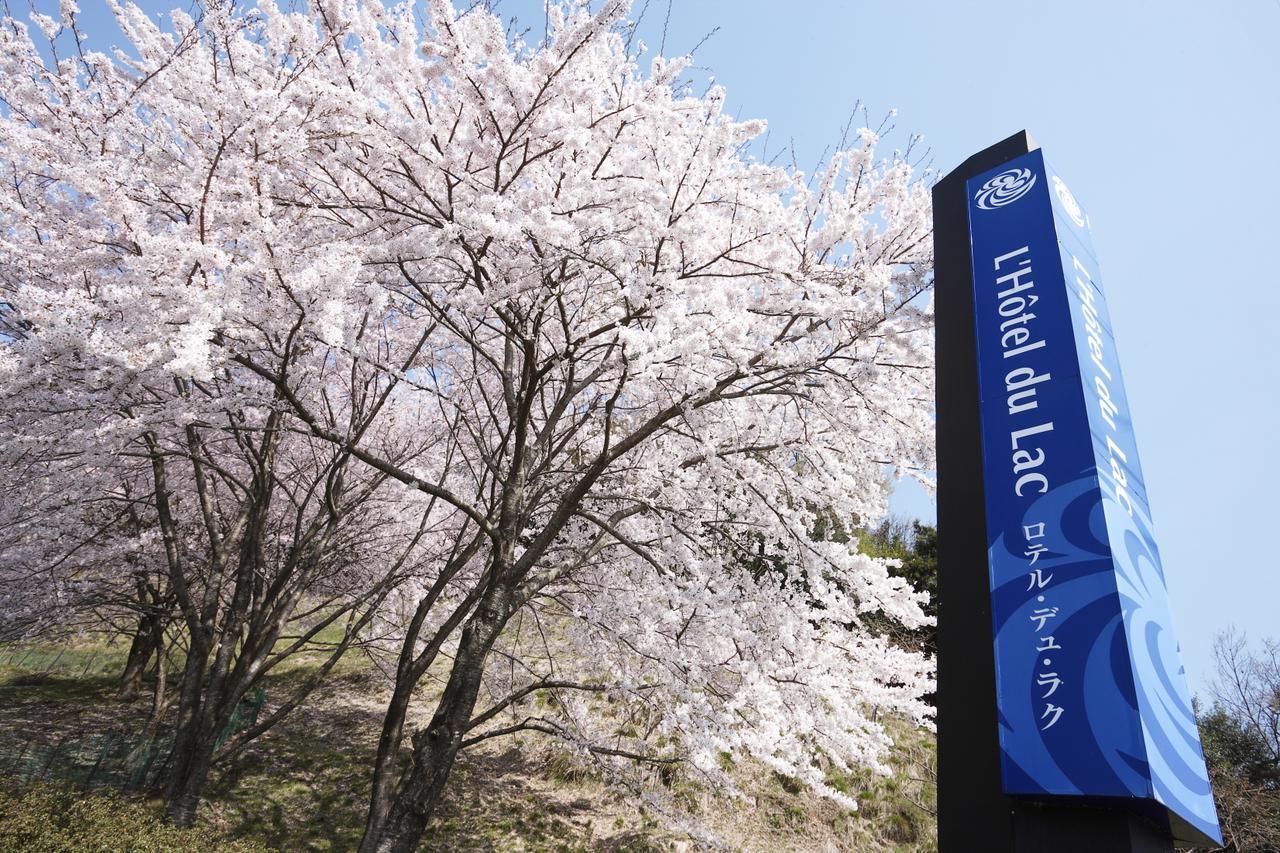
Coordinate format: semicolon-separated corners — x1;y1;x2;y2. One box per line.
0;638;936;852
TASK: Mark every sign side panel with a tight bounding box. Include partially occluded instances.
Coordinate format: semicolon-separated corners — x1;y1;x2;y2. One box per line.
1047;164;1221;845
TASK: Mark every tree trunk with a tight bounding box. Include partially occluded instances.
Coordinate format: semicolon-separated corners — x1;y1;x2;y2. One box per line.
150;640;167;722
163;494;263;825
359;587;512;853
163;668;244;825
164;730;219;826
117;609;161;701
162;632;212;825
161;637;251;825
361;680;417;847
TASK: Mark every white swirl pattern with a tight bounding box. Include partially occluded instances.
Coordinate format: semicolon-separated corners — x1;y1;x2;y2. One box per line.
974;167;1037;210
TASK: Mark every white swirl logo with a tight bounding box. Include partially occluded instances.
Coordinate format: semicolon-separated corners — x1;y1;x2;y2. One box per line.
974;167;1037;210
1052;175;1086;228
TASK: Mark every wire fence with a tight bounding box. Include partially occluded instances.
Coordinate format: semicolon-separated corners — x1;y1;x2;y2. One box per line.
0;731;175;792
0;642;266;794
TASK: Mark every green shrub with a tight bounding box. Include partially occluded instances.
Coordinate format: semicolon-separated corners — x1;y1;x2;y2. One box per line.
0;782;267;853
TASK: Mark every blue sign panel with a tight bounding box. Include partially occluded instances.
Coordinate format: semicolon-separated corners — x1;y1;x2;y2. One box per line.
966;149;1220;845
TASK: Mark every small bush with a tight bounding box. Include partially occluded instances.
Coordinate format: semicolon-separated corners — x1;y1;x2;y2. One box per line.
0;782;267;852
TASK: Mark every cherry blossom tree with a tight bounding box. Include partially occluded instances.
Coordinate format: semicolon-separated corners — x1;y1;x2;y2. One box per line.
0;1;936;850
0;0;440;823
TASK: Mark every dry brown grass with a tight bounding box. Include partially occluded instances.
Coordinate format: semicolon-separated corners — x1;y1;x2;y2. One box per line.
0;643;937;852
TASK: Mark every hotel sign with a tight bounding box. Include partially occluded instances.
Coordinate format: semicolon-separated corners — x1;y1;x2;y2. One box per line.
966;149;1220;845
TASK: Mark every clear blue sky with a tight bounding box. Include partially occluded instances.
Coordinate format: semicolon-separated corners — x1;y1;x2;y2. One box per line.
60;0;1279;697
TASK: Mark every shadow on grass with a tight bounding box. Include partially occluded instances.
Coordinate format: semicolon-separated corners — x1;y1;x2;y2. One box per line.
1;670;121;702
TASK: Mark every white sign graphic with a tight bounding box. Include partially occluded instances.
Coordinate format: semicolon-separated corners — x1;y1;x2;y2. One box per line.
1052;175;1086;228
974;168;1037;210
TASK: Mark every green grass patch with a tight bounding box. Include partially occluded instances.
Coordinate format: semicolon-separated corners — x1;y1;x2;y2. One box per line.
0;781;268;852
0;641;131;683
